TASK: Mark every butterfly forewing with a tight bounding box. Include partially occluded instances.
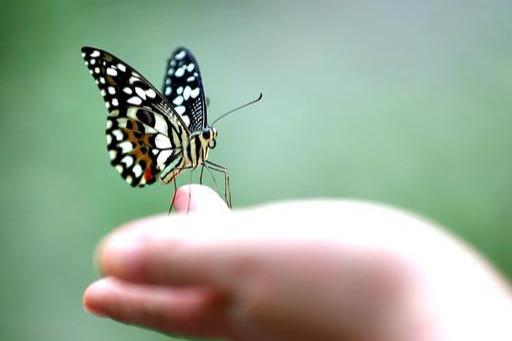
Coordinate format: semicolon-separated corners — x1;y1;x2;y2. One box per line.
81;46;188;187
162;47;207;132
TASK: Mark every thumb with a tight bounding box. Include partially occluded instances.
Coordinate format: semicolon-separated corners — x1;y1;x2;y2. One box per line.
173;184;230;214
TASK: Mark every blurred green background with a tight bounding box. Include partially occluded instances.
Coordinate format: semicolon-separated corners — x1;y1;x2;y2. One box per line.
1;0;511;340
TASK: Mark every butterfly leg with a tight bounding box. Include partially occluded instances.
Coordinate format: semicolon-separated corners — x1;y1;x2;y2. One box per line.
168;166;188;214
168;176;178;214
199;165;205;185
203;162;222;200
187;169;194;213
205;160;231;208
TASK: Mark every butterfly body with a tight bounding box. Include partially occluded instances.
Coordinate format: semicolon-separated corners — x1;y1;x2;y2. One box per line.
81;46;231;207
160;127;217;184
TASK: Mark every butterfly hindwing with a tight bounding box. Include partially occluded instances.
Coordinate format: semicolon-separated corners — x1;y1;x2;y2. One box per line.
162;47;207;132
105;108;182;187
81;46;187;187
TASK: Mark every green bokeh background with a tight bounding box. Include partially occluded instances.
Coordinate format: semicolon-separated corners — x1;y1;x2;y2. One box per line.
1;1;510;340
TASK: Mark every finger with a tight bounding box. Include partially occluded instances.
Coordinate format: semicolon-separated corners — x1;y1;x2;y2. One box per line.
97;215;244;288
97;200;403;288
83;277;230;338
173;184;229;214
97;201;342;288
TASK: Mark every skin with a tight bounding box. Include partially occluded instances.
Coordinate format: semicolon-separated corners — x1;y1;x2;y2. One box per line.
84;185;512;341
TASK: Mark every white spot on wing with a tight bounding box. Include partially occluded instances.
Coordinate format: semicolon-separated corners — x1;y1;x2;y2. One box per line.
106;68;117;76
175;67;185;77
90;59;96;65
111;98;119;107
181;114;190;126
173;95;183;106
106;135;112;144
127;96;142;105
112;129;123;141
132;164;143;177
108;86;115;95
183;86;191;100
154;114;169;133
94;67;100;74
177;86;183;95
109;150;117;160
117;63;126;72
135;87;146;100
118;141;133;153
187;63;195;72
175;106;185;115
146;89;156;98
190;88;200;99
90;50;100;57
115;118;128;128
157;150;172;167
123;87;133;95
155;134;172;149
167;68;175;76
121;156;134;167
175;50;186;60
165;86;172;96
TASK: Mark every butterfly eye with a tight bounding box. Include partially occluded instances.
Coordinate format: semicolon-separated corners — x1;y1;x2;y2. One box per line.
202;129;211;140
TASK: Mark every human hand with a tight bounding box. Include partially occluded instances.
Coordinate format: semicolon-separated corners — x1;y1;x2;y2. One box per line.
84;185;512;341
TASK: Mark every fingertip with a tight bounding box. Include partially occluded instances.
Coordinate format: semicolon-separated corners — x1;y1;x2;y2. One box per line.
83;278;230;337
83;278;115;317
95;228;145;279
173;185;229;214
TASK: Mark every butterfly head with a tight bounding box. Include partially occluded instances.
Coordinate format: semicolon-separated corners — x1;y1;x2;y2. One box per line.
201;127;217;149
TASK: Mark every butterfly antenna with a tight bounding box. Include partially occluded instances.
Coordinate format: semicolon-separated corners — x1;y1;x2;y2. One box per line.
211;93;263;126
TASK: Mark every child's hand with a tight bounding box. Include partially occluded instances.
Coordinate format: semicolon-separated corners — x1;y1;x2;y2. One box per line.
83;185;512;341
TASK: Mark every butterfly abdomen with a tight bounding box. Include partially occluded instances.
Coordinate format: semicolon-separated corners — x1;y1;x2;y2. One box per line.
185;134;208;169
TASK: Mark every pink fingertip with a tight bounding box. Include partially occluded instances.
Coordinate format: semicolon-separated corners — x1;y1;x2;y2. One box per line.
173;185;229;213
82;280;112;317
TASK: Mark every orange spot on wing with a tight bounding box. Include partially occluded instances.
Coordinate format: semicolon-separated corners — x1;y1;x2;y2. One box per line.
144;167;154;182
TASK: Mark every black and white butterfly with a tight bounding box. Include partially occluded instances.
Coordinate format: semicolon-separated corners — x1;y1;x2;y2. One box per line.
81;46;236;207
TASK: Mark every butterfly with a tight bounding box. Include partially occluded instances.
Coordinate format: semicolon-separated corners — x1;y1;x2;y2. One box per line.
81;46;236;208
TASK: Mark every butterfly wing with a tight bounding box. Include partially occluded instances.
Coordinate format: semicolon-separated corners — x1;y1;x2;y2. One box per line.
81;46;188;187
162;47;207;132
